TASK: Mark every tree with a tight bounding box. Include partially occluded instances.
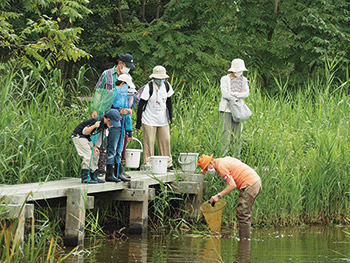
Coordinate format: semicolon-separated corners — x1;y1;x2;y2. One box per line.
0;0;92;73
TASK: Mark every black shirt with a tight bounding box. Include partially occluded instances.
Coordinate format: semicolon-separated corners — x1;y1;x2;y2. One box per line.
72;117;107;140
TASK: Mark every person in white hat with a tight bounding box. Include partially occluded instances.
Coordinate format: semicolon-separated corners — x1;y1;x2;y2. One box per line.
91;73;134;183
92;53;136;118
219;58;250;156
136;65;174;169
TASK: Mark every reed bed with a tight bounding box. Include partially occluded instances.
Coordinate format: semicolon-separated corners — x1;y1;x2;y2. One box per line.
1;61;349;227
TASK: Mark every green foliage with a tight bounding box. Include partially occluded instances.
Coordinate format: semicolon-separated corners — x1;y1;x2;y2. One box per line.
0;200;76;262
0;0;91;70
1;57;350;226
74;0;350;87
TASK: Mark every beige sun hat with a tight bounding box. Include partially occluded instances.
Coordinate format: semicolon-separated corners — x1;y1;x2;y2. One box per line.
118;74;136;90
149;65;169;79
228;58;248;72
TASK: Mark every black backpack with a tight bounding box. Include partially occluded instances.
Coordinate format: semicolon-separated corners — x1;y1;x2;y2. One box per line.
135;81;170;103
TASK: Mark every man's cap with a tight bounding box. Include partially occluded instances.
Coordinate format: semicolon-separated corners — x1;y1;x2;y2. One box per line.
197;154;214;174
118;74;136;89
119;53;136;69
105;109;121;128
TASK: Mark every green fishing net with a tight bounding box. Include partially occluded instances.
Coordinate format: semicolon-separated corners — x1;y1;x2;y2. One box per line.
90;88;116;115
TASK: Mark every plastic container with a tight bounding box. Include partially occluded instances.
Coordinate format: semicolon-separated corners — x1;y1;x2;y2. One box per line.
200;199;226;232
178;153;199;173
149;156;169;174
125;138;143;168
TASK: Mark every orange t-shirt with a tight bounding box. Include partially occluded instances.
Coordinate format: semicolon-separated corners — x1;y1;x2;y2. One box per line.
214;157;260;189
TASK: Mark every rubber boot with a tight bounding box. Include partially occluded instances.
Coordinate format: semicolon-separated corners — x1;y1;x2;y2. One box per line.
121;159;131;178
91;170;105;183
81;169;98;184
105;164;121;183
239;223;251;240
115;163;131;182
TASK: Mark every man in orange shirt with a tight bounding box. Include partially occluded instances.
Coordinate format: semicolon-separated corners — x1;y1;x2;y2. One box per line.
198;154;262;239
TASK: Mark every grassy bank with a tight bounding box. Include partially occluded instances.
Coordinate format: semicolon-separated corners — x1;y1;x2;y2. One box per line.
0;61;349;227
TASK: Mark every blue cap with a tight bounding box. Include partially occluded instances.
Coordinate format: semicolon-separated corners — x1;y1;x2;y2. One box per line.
105;109;121;128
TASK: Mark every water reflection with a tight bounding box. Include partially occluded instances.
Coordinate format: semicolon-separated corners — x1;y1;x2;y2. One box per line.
200;237;222;263
64;226;350;262
128;233;148;263
235;239;251;263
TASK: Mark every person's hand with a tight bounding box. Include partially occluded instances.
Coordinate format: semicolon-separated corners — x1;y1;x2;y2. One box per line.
93;146;100;155
128;136;133;141
94;121;101;128
91;111;98;118
209;194;220;204
120;108;131;115
136;127;141;132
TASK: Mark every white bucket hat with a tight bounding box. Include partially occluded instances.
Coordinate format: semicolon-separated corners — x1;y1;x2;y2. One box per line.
228;58;248;72
149;65;169;79
118;74;136;90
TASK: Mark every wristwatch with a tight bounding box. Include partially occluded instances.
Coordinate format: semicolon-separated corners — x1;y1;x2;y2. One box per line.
217;193;222;199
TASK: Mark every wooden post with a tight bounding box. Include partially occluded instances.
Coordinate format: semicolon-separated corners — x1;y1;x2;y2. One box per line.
129;181;149;234
64;188;88;248
185;174;204;219
5;195;27;248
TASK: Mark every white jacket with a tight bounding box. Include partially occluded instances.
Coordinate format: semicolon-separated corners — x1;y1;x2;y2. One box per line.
219;74;249;112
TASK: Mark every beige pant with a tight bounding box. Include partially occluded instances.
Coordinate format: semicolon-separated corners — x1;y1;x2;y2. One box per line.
143;124;173;167
72;136;98;171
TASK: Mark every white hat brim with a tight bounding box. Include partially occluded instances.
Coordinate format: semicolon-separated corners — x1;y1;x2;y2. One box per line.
149;73;169;79
228;67;248;72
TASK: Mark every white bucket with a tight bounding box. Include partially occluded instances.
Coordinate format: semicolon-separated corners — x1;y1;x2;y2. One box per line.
149;156;169;174
178;153;199;173
125;138;143;168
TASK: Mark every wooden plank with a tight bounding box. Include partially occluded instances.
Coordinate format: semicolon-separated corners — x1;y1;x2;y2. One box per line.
1;203;34;218
173;182;200;194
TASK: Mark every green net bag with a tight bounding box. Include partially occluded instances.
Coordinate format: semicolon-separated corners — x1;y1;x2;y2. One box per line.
90;88;117;115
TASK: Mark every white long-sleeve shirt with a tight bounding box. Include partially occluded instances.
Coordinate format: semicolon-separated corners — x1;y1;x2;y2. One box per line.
219;74;249;112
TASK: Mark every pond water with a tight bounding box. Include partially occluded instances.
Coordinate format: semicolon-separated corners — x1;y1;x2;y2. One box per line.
66;226;350;262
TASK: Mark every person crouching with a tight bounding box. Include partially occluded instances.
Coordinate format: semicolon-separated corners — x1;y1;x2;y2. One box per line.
72;109;120;184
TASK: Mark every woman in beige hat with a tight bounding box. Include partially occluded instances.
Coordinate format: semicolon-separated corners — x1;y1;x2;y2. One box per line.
136;65;174;169
219;58;250;156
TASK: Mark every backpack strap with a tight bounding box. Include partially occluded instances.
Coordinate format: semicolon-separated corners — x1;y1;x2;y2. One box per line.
149;81;169;97
164;81;170;93
149;81;153;98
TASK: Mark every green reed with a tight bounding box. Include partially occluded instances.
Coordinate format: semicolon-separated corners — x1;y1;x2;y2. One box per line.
0;201;76;262
1;58;349;227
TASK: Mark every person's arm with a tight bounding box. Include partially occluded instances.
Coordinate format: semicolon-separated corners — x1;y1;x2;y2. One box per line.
136;99;146;130
166;97;173;124
82;121;100;136
210;176;236;203
232;79;250;99
95;72;106;90
220;76;235;101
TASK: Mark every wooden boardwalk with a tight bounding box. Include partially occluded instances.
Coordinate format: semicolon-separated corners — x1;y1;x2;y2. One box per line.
0;171;203;247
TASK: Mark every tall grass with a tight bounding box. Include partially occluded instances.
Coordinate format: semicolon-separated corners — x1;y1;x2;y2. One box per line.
0;201;76;262
1;59;350;226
